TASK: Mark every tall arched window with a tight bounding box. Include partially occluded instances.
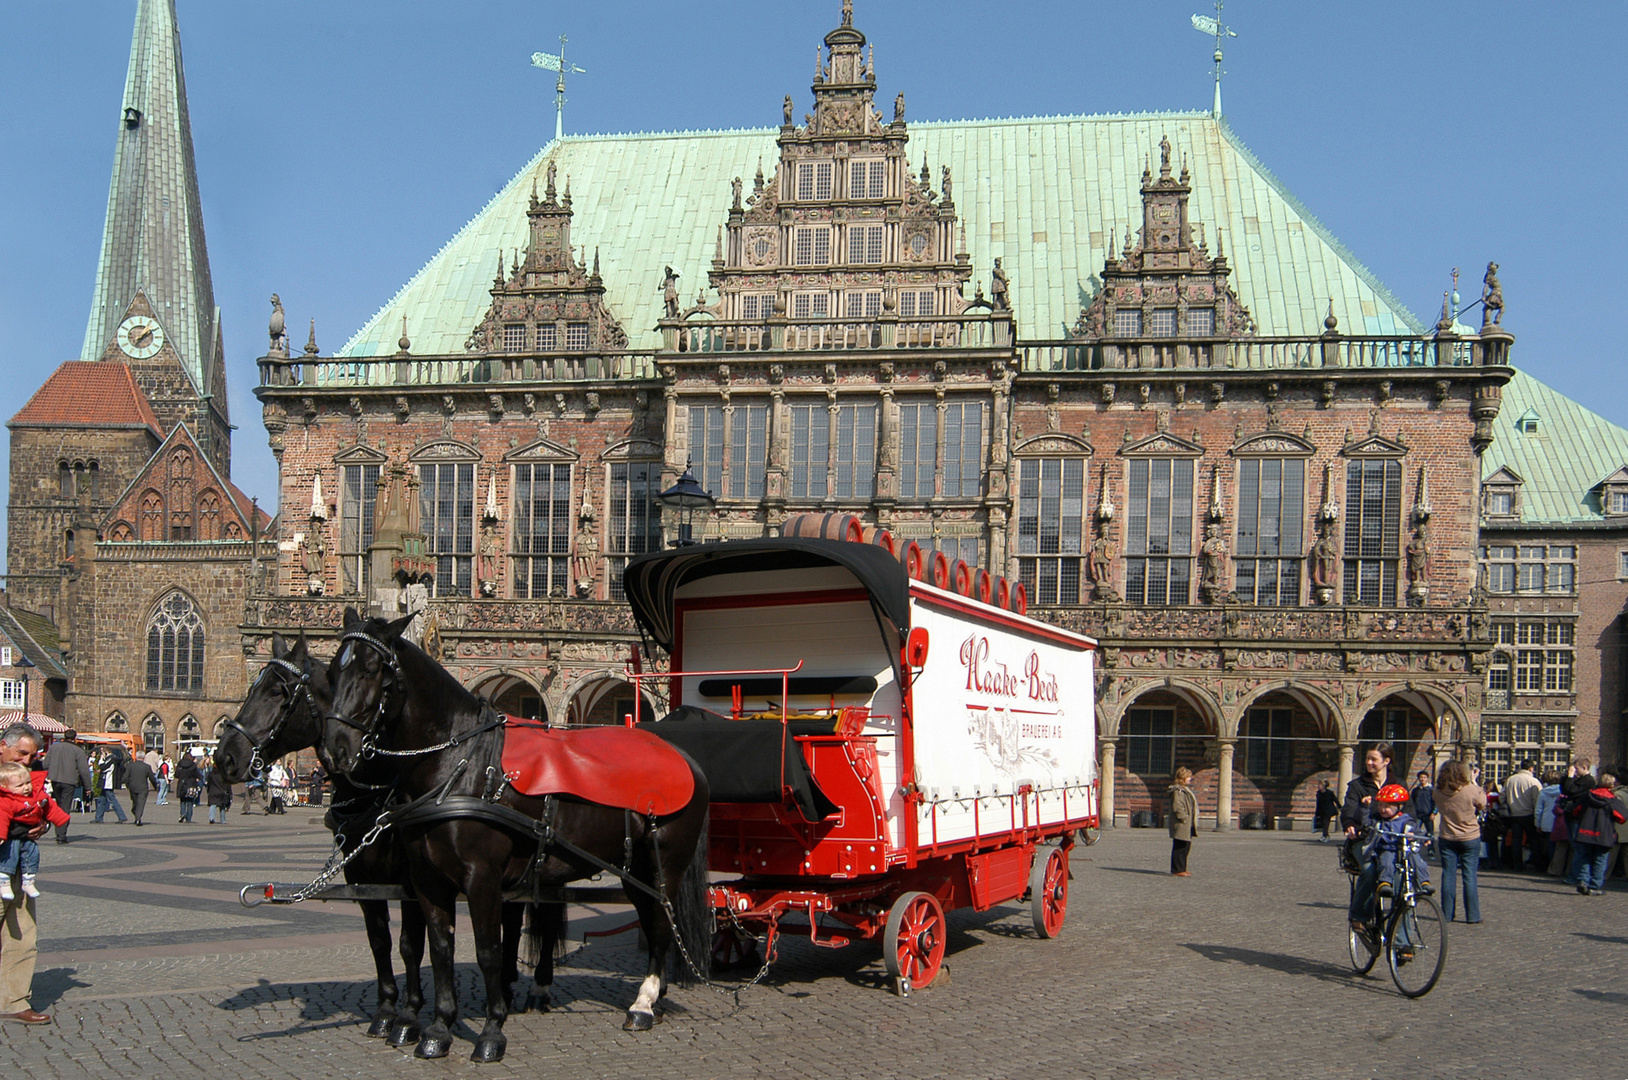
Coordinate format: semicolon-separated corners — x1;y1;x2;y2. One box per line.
104;713;129;733
197;490;222;541
142;714;166;753
146;591;205;694
139;491;165;541
169;449;195;540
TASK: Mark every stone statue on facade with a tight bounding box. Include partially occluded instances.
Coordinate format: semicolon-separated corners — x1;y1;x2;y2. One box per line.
268;294;289;357
477;520;502;597
1087;528;1120;603
783;95;794;126
573;490;599;597
731;176;743;210
990;259;1010;311
941;165;953;203
1480;261;1503;327
301;520;325;596
1406;520;1431;604
894;92;905;123
1159;134;1172;175
421;611;443;662
661;266;681;319
1199;523;1229;604
1308;523;1338;604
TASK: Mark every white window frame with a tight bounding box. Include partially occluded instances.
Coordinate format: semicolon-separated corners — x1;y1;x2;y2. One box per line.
0;680;23;709
849;159;886;199
796;161;834;201
793;226;831;267
847;224;884;265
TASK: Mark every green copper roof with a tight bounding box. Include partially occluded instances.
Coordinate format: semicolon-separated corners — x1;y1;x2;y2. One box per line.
340;113;1422;358
82;0;220;401
1481;370;1628;525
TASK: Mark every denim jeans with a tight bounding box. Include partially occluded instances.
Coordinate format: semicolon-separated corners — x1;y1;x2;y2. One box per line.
1571;842;1611;891
178;799;195;823
0;839;38;878
1438;838;1481;922
208;804;225;823
95;791;128;823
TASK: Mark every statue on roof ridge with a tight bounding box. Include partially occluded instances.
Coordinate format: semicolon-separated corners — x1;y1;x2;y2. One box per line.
1481;261;1503;327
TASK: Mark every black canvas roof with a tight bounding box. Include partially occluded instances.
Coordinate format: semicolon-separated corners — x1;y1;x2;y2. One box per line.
622;538;912;654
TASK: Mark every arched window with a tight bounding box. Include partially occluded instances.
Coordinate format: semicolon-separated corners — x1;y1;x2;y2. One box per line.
169;449;195;540
104;713;129;733
58;462;71;498
146;591;205;694
139;490;165;541
211;716;229;739
197;489;222;541
142;714;165;753
109;521;134;542
177;716;201;743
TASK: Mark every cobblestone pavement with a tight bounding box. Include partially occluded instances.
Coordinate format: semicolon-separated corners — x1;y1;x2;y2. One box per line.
2;812;1624;1079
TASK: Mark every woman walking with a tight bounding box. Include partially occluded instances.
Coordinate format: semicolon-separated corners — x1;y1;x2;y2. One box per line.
1168;766;1198;876
1434;759;1487;923
175;753;201;823
205;758;232;823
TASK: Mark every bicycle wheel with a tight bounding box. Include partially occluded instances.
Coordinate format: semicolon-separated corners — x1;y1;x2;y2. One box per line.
1386;895;1447;997
1346;877;1378;974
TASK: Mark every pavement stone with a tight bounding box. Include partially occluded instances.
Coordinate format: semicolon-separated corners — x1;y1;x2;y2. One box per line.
1;813;1624;1079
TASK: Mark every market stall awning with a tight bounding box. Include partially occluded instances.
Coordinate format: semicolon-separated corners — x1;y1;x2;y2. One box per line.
0;711;69;735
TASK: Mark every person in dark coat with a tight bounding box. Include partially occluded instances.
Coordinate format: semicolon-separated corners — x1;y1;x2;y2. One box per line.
1167;767;1198;876
307;765;325;808
42;732;92;844
205;760;232;824
1566;766;1627;895
1314;780;1338;841
174;754;202;823
123;755;157;826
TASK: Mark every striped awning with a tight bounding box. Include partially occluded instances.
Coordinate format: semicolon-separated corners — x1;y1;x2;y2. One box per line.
0;711;70;735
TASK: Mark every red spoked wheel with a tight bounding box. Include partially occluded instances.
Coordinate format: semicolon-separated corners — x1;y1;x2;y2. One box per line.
1029;844;1069;939
883;891;946;993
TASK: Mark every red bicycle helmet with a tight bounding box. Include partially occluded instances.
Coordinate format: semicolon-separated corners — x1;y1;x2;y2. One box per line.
1375;783;1411;804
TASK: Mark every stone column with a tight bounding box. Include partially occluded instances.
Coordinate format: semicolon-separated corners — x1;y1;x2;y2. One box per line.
1215;739;1235;830
1099;741;1116;827
1337;741;1356;800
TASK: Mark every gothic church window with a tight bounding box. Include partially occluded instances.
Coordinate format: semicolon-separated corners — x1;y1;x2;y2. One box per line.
340;463;379;596
607;462;661;602
139;491;164;541
141;714;165;753
1343;459;1402;606
419;461;476;597
1235;459;1304;606
169;449;195;541
146;591;204;695
1017;457;1085;606
512;463;572;599
1126;459;1195;606
105;713;129;733
197;490;222;541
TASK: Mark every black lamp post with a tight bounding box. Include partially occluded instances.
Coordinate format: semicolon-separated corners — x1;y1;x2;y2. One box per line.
11;654;34;719
657;462;716;547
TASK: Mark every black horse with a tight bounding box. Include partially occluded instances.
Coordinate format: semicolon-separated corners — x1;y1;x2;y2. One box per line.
216;632;551;1047
322;609;711;1062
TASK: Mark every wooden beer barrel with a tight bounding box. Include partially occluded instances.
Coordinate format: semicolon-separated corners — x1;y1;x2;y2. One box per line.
975;568;992;605
898;539;925;580
993;576;1011;609
929;551;951;591
780;512;864;543
861;525;895;556
951;559;973;597
1011;582;1028;616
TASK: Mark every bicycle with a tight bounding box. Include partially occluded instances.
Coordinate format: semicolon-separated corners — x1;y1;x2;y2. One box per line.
1342;829;1448;997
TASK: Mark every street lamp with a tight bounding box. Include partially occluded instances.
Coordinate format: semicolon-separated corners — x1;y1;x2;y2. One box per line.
657;462;716;547
11;654;34;719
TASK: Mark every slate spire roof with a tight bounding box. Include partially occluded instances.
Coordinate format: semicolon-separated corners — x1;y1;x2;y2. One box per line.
80;0;221;402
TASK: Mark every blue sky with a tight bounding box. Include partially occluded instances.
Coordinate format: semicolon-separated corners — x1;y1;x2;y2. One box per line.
2;1;1624;565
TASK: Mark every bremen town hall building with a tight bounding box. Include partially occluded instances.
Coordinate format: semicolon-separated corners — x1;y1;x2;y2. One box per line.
9;1;1626;825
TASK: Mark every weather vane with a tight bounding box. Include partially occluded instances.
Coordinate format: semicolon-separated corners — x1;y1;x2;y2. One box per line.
1191;2;1238;119
531;35;587;144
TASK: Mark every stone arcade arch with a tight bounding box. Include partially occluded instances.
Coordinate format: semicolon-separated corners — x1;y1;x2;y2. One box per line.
563;672;655;727
1355;684;1464;789
470;671;549;724
1106;679;1222;828
1229;682;1345;828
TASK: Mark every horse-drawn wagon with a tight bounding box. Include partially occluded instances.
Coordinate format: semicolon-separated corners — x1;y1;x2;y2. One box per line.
624;532;1099;994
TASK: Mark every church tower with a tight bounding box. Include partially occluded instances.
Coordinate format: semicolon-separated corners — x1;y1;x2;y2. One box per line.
80;0;230;473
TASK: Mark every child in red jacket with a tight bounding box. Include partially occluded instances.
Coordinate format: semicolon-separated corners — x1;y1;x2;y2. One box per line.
0;760;69;899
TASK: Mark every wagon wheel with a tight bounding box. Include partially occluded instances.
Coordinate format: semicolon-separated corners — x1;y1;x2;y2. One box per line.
711;927;762;972
883;891;946;991
1029;844;1069;939
1076;825;1101;847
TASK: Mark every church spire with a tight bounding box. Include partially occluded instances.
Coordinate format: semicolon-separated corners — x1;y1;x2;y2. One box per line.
80;0;221;407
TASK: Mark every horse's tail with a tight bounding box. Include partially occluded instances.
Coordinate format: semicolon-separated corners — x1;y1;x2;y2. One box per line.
671;808;711;988
520;901;568;971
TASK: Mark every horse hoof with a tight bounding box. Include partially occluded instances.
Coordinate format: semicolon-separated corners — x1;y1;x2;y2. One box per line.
365;1015;394;1039
414;1035;451;1060
470;1037;507;1063
623;1010;655;1032
388;1021;420;1048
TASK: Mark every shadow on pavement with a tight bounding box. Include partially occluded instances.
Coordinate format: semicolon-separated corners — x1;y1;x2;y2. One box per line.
1180;942;1388;993
31;968;91;1010
1571;987;1628;1005
1574;932;1628;947
1099;867;1170;877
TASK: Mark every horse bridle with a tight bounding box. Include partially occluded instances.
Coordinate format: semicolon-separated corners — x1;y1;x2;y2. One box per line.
326;630;407;753
222;656;320;778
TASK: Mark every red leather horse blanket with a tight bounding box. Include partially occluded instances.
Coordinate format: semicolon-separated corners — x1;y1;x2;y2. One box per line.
500;719;695;817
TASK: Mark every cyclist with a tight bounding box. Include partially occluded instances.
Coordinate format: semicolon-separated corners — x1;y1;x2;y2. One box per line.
1348;783;1432;938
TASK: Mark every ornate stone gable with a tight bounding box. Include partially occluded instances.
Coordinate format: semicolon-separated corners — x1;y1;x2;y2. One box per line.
465;161;628;355
1120;430;1205;457
1231;430;1317;457
1073;136;1254;342
704;1;973;326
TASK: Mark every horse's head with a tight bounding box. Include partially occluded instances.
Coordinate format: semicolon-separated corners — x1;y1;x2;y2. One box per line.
325;607;414;776
217;631;332;784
